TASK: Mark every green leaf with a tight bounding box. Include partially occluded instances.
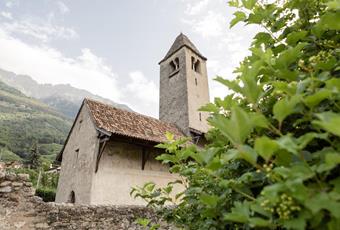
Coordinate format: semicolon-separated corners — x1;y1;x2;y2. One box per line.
321;153;340;172
249;217;272;227
306;193;340;218
156;154;178;164
241;0;256;9
296;132;327;150
304;89;332;109
252;32;274;46
165;132;174;141
250;113;269;128
200;194;219;207
228;0;240;7
326;78;340;92
240;60;263;104
209;106;253;145
313;112;340;136
255;136;278;161
224;202;250;223
199;103;219;113
276;135;299;155
286;31;308;46
273;95;301;124
282;218;306;230
239;145;258;165
215;76;242;93
317;12;340;30
230;11;247;28
275;43;307;69
198;147;219;164
136;218;150;227
327;0;340;10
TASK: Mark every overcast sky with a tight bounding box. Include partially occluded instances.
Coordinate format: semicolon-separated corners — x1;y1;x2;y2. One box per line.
0;0;259;117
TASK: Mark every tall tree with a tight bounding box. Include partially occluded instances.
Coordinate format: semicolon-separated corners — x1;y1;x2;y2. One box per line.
26;142;41;169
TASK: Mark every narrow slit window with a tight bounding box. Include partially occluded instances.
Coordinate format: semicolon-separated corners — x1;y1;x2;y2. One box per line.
199;112;202;121
195;78;197;85
191;56;195;70
78;119;83;131
75;149;79;159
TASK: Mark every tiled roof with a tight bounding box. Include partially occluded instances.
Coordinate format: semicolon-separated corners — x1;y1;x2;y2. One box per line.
85;99;185;143
159;33;207;63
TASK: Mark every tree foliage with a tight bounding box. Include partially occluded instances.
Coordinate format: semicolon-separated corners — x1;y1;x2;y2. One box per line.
25;142;42;169
131;0;340;229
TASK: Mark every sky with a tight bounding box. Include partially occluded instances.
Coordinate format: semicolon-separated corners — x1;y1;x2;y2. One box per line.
0;0;259;117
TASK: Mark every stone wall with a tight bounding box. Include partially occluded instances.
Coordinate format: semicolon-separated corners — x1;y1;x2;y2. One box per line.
0;170;172;230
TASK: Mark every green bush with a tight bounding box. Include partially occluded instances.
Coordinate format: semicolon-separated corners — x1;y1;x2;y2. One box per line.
131;0;340;229
36;187;56;202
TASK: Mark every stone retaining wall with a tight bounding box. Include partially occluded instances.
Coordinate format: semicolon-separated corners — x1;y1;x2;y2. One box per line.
0;170;171;229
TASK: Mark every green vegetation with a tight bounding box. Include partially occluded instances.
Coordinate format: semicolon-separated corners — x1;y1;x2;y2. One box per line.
36;187;57;202
25;142;42;169
0;80;71;162
9;167;59;201
132;0;340;229
0;148;21;162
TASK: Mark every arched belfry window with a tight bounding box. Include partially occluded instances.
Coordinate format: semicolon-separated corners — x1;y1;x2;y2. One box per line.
169;57;179;75
191;56;201;73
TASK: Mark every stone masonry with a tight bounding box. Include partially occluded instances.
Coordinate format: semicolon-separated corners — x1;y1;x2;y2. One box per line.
0;169;172;230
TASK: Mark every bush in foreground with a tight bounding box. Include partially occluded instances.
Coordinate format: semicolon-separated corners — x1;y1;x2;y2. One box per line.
132;0;340;229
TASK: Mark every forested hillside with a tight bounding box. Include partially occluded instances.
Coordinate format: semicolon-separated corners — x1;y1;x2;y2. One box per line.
0;80;71;162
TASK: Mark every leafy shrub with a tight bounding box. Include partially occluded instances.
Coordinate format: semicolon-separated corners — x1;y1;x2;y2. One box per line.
36;187;56;202
131;0;340;229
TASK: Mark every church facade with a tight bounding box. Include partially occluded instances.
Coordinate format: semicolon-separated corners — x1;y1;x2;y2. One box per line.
55;33;210;205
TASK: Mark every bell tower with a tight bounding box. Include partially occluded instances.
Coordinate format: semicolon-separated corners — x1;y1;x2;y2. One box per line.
159;33;210;136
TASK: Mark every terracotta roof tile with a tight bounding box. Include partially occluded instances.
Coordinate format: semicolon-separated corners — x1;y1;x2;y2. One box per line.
85;98;185;143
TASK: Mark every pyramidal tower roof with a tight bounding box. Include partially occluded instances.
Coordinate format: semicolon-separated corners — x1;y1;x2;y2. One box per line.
159;33;207;64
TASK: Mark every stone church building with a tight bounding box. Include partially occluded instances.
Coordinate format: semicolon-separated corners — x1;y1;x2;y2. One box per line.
56;33;210;205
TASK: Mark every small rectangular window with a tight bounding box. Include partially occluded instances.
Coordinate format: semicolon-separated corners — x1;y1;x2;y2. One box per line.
199;112;202;121
195;78;197;85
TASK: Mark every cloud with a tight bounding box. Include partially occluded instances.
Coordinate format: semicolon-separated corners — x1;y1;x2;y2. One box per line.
184;0;210;16
57;1;70;14
1;11;12;20
1;20;78;42
0;27;159;117
184;11;226;38
122;71;158;117
5;0;17;8
181;0;258;100
0;28;121;102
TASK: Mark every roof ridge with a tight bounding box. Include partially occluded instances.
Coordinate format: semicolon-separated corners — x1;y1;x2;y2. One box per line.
84;98;178;127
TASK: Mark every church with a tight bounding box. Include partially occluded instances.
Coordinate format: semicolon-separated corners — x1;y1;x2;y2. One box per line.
55;33;210;205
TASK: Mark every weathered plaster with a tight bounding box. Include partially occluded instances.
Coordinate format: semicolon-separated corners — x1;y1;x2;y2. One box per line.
56;104;99;204
91;141;182;205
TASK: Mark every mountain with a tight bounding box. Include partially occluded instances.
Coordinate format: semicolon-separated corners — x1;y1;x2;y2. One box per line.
0;79;71;162
0;69;131;118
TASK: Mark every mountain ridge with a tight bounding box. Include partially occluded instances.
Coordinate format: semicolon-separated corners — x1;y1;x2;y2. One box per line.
0;68;131;118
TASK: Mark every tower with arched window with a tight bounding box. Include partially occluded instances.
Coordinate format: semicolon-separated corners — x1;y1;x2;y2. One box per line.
159;33;210;140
